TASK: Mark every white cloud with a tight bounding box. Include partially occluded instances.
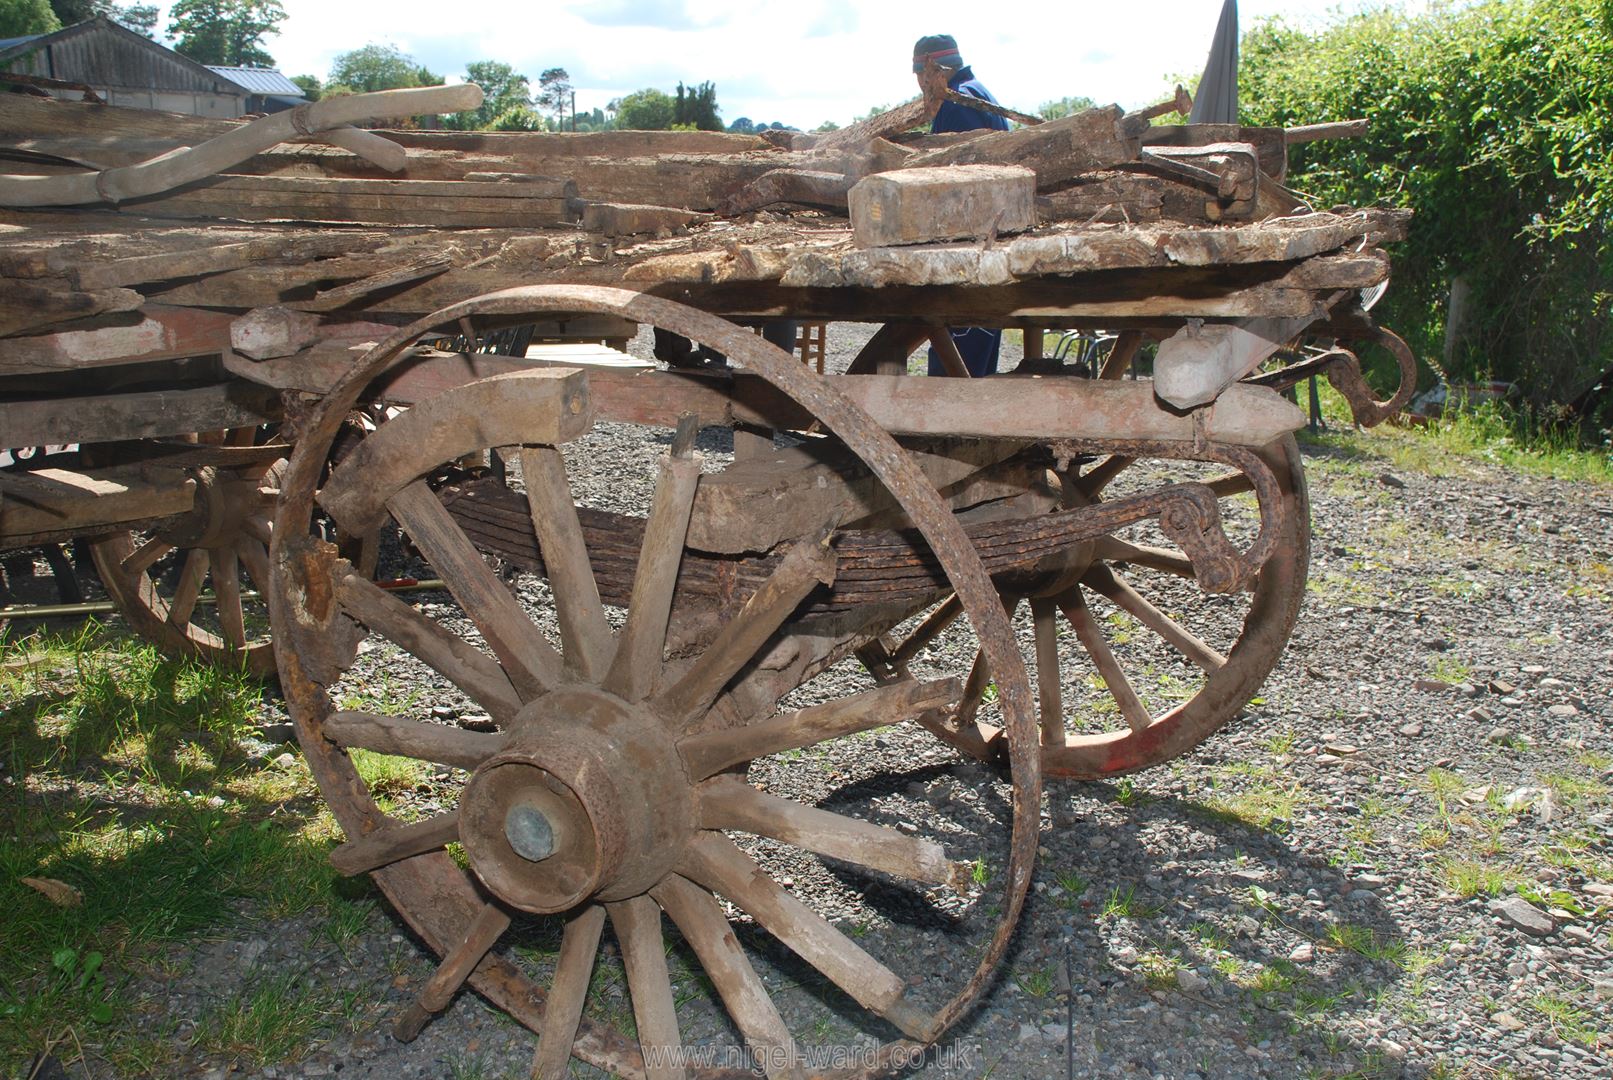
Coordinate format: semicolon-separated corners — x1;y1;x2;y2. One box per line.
241;0;1387;129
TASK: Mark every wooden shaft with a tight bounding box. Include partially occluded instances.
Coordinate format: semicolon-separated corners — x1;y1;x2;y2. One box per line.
335;570;523;723
1090;537;1196;580
320;125;408;172
1056;586;1152;733
388;480;560;700
606;897;687;1080
698;775;954;886
210;545;245;649
1098;331;1144;381
676;677;962;780
519;446;613;680
890;593;963;667
658;537;836;724
680;832;930;1039
651;875;801;1080
531;905;607;1080
926;330;973;378
1030;597;1065;745
329;810;460;876
1285;120;1368;144
324;710;503;770
166;548;209;628
603;450;702;703
1081;565;1226;672
394;901;511;1042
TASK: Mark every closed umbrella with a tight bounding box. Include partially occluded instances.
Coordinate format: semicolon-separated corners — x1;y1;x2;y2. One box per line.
1190;0;1239;124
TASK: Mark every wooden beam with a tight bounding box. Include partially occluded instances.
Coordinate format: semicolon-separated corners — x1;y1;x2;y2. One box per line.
0;380;283;451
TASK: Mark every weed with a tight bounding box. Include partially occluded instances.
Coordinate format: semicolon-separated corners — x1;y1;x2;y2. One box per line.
1054;871;1089;897
1324;924;1406;964
192;968;345;1067
970;857;990;887
1263;729;1297;755
1531;992;1604;1049
1100;884;1161;919
1114;776;1140;806
1015;967;1054;998
1427;655;1473;684
1440;859;1516;898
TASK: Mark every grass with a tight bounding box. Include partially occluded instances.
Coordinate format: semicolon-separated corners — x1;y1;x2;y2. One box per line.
1302;381;1613;486
0;628;365;1072
192;967;367;1067
1099;884;1161;920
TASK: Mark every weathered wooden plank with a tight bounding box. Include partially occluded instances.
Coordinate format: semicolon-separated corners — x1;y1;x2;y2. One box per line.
0;280;142;337
0;380;283;450
904;105;1137;188
0;305;236;376
71;232;389;290
0;464;193;543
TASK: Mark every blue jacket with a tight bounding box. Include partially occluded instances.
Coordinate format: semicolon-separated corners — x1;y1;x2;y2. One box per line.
931;67;1010;134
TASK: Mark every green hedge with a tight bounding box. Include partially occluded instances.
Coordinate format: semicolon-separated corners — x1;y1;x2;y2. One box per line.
1239;0;1613;403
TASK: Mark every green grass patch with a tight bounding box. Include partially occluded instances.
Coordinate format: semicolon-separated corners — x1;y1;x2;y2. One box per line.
0;630;353;1070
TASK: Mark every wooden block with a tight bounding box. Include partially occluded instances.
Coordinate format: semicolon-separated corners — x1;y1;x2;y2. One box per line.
848;165;1035;248
231;306;324;359
580;202;708;237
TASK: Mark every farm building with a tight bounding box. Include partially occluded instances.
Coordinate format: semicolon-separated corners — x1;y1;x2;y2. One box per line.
0;16;303;117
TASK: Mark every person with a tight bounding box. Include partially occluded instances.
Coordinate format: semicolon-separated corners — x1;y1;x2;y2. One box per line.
913;34;1009;378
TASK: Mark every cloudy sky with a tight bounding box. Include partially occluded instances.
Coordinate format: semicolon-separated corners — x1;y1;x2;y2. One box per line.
204;1;1400;129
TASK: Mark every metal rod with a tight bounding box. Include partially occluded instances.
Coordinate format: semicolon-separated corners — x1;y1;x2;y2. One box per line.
0;578;449;621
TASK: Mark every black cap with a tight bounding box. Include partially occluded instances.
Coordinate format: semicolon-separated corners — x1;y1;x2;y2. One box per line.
913;34;963;73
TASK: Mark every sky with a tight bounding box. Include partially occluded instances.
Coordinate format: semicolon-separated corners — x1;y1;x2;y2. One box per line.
174;1;1403;129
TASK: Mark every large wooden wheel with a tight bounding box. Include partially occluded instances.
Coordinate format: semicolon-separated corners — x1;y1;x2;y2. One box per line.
269;286;1041;1078
868;434;1310;780
87;429;283;677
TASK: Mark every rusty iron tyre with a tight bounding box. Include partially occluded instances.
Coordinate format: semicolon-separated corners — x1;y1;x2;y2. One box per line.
875;435;1310;780
269;286;1042;1079
87;429;284;677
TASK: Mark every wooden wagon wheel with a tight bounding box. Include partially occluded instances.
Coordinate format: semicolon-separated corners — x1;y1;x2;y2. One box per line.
866;432;1310;781
269;285;1041;1079
86;428;284;677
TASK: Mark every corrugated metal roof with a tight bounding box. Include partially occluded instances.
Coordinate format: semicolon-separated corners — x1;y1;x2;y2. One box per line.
0;34;45;54
207;65;303;97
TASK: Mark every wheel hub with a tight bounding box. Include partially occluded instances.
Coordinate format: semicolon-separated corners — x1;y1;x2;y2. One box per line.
457;688;693;914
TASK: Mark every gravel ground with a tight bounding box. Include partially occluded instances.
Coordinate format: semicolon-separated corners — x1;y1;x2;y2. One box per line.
28;325;1612;1079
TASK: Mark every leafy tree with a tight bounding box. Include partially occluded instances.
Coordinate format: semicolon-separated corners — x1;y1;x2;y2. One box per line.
490;104;542;131
168;0;286;67
728;116;755;134
1;0;61;35
671;80;720;130
46;0;154;34
1038;95;1096;120
612;88;674;130
289;73;320;101
812;120;840;133
536;67;571;128
444;60;530;130
328;43;440;94
1239;0;1613;402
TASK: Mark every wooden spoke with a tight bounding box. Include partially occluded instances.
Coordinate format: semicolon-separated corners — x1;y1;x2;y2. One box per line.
394;901;512;1042
519;446;613;680
1056;587;1152;734
387;479;559;701
677;677;962;780
166;547;209;627
606;896;686;1080
680;832;932;1041
1030;597;1065;745
242;514;274;545
1077;454;1136;499
210;545;245;648
953;648;992;730
324;710;502;770
531;904;606;1080
602;445;702;702
888;593;962;668
659;538;836;724
119;535;172;576
334;571;522;723
1091;536;1197;579
651;875;801;1080
1098;330;1144;380
697;775;954;886
1204;470;1257;498
329;810;460;876
1082;564;1227;673
926;329;972;378
234;536;272;593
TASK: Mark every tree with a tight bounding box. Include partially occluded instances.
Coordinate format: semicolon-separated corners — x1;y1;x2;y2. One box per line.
612;88;674;130
46;0;154;35
328;43;440;94
168;0;286;67
812;120;840;133
1038;95;1096;120
1240;0;1613;404
671;80;721;130
535;67;571;129
1;0;60;35
728;116;755;134
290;73;321;101
444;60;530;129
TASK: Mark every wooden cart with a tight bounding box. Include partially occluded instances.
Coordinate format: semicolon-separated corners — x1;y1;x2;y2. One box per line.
0;85;1417;1077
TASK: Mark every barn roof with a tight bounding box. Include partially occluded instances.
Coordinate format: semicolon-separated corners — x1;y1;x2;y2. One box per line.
0;17;247;97
205;66;304;98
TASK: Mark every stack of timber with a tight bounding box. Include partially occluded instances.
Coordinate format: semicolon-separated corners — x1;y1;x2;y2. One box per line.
0;86;1397;389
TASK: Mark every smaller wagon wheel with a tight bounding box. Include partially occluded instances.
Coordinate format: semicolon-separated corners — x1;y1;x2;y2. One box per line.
87;428;283;676
270;285;1041;1079
866;431;1310;780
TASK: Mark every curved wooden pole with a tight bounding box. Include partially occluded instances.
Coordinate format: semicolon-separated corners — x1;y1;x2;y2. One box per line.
0;85;480;207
